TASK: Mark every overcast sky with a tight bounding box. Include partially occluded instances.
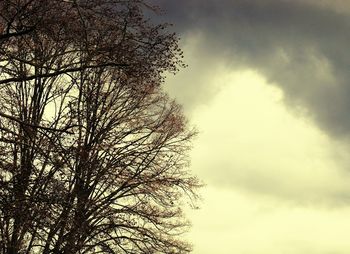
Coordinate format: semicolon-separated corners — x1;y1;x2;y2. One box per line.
154;1;350;253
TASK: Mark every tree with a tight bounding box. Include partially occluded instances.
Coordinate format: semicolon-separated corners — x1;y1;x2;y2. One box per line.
0;1;200;253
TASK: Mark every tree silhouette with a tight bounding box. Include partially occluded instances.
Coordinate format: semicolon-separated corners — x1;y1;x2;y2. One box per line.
0;1;200;253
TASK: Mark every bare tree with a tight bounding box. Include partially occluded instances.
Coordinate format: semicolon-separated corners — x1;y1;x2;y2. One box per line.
0;1;200;253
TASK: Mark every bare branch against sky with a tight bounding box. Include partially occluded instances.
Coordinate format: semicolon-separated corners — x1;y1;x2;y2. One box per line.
0;1;200;253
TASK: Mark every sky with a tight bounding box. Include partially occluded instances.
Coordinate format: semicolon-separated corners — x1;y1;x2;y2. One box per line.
152;0;350;253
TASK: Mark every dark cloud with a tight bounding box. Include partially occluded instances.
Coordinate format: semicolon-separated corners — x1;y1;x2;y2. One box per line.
154;0;350;138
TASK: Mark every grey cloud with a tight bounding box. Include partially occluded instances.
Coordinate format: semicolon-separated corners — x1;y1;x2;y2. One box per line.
155;0;350;138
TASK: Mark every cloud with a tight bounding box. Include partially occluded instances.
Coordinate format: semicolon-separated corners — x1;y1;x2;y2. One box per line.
156;0;350;138
154;2;350;252
187;186;350;254
164;33;228;113
188;70;350;205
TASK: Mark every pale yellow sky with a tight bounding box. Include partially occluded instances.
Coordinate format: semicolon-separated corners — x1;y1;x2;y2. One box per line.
165;37;350;253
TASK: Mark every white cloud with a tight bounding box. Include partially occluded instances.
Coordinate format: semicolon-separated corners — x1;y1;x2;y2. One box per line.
188;70;350;205
187;187;350;254
173;70;350;253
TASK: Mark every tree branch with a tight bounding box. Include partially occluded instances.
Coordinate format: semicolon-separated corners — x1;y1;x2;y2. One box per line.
0;62;129;85
0;27;36;41
0;111;75;134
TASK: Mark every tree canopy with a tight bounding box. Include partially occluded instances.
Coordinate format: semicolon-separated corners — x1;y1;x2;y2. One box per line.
0;1;200;253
